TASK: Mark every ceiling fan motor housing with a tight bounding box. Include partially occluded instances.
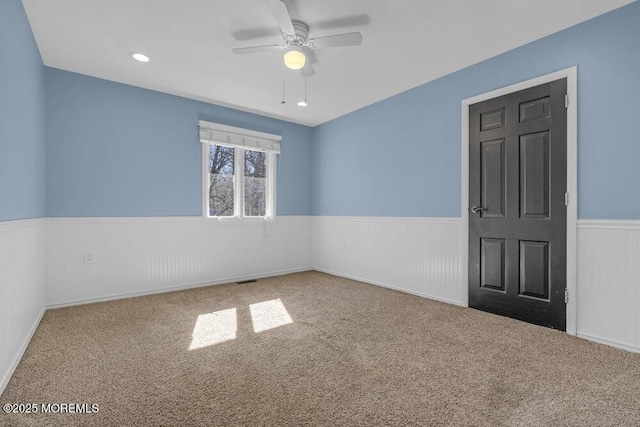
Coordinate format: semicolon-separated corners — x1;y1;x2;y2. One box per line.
287;20;309;46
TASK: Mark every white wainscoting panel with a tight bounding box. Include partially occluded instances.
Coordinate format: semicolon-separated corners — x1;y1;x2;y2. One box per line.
576;220;640;353
312;217;464;306
46;216;312;308
0;219;46;395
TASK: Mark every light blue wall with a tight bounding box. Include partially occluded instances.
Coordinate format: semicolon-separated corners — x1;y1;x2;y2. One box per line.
14;2;640;219
0;0;46;221
312;1;640;219
45;69;312;216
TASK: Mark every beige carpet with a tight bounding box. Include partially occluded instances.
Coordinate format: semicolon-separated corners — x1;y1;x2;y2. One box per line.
1;271;640;426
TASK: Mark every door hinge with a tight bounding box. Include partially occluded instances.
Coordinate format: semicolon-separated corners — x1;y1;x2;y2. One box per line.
565;288;569;304
565;192;569;206
564;94;569;109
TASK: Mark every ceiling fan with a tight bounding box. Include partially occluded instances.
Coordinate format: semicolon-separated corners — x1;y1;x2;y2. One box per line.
232;0;364;77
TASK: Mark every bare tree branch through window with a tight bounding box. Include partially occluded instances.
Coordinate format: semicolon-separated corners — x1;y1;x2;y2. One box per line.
209;145;234;216
207;144;272;218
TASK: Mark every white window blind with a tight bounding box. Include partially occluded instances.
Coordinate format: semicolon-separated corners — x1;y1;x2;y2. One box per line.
198;120;281;154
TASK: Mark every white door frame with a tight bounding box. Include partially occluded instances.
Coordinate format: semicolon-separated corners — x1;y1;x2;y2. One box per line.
460;66;578;335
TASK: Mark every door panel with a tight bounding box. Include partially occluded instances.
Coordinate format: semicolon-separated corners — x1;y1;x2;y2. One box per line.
469;79;567;331
519;132;550;219
519;240;550;299
481;139;506;218
481;238;505;291
481;108;506;131
519;97;550;122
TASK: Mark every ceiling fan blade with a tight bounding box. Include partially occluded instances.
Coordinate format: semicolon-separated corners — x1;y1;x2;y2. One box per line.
232;27;281;42
301;46;317;64
232;45;284;55
300;61;315;78
307;32;363;49
265;0;296;37
311;15;370;31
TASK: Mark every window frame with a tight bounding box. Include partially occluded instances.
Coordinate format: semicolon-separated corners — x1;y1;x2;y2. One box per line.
201;127;278;221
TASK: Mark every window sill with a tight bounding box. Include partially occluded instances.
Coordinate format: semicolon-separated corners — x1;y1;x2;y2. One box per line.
203;216;276;223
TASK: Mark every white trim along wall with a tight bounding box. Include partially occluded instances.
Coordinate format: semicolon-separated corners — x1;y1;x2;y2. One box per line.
460;67;579;334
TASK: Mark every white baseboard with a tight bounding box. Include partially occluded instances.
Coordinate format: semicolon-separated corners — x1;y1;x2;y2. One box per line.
577;332;640;354
313;267;465;307
0;307;45;396
46;267;312;309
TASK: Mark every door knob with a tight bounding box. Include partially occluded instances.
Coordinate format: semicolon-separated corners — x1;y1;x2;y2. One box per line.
470;206;484;214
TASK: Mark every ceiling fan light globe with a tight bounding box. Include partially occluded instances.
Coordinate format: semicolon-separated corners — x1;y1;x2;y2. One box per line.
284;50;306;70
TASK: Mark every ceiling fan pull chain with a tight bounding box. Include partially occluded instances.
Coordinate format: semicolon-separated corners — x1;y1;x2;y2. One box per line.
281;64;286;104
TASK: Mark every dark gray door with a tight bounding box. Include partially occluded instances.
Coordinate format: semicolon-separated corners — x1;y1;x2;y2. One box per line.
468;79;567;331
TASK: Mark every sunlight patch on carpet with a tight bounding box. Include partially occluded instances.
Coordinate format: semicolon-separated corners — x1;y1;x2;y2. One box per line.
189;308;237;350
249;299;293;333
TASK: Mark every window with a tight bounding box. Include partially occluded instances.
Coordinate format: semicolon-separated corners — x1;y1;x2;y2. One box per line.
199;121;279;219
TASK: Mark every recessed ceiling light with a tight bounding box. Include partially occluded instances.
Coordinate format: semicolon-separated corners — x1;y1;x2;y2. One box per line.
130;52;150;63
297;100;309;107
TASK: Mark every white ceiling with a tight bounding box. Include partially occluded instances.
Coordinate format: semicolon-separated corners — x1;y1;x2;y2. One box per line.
22;0;634;127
